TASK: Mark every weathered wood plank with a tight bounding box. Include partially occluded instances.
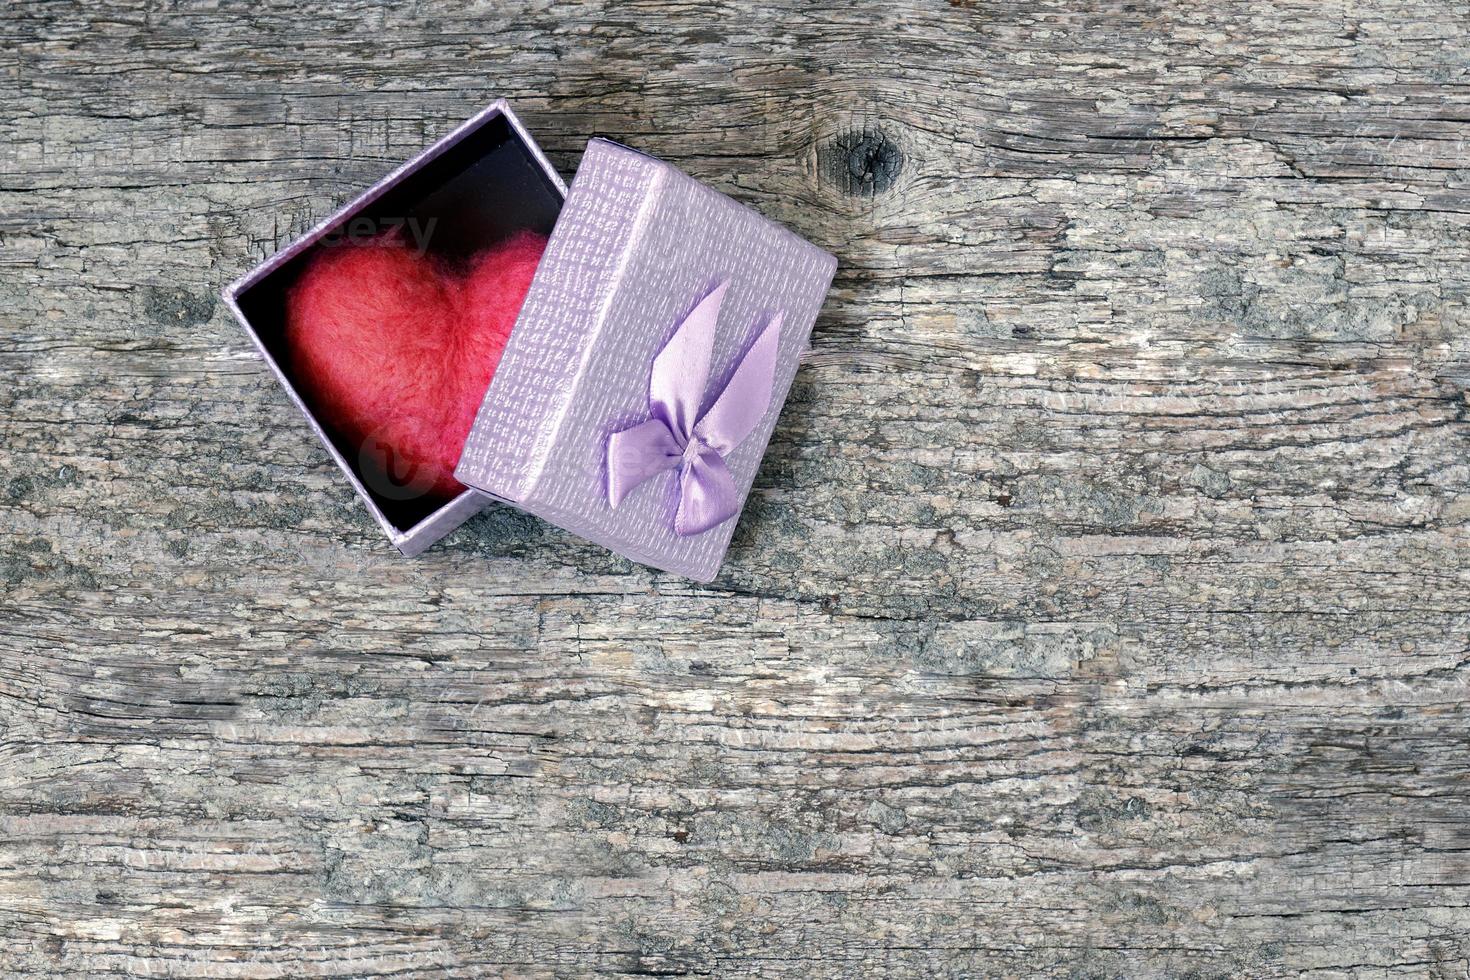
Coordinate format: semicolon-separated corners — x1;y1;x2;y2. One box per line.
2;0;1469;976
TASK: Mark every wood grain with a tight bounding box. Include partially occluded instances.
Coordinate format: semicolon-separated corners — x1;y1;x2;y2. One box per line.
2;0;1468;976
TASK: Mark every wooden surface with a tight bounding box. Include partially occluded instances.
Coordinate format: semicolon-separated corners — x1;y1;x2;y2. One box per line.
3;1;1469;976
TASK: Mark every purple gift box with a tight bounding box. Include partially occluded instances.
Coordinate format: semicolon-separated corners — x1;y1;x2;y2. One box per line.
223;100;836;581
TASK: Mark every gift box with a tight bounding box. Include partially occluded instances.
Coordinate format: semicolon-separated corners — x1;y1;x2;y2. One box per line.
223;100;836;581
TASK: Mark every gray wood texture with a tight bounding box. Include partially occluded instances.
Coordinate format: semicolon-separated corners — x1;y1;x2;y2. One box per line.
3;1;1469;976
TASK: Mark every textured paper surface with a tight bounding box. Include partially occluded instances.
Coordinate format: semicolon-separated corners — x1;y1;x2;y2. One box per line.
457;139;837;581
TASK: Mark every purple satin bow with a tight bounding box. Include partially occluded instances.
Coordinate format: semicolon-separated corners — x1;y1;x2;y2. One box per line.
606;280;783;536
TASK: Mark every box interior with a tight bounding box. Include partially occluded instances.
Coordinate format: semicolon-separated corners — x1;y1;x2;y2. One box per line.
234;112;565;532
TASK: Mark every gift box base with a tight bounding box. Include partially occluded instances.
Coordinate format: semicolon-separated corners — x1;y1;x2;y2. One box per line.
222;101;566;555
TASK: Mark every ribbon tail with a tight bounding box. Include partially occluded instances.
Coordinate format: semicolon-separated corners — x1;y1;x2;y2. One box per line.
607;419;682;508
691;312;782;455
674;449;740;536
650;280;729;441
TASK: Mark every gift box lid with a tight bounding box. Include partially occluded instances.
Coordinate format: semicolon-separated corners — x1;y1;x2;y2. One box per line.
455;137;837;582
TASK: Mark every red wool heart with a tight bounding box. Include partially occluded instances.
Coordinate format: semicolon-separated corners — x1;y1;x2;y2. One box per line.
284;231;546;502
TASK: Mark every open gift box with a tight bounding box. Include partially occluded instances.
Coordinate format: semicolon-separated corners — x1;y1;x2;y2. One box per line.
223;101;837;581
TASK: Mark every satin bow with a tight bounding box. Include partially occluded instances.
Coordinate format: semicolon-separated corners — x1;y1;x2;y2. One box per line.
606;280;783;536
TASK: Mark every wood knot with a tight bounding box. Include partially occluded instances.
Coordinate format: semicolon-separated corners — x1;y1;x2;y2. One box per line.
820;126;904;197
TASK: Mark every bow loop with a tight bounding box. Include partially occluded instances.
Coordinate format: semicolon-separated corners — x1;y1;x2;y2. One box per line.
674;446;739;536
606;419;683;509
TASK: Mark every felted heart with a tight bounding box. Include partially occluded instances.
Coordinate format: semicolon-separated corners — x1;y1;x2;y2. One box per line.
284;230;546;503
